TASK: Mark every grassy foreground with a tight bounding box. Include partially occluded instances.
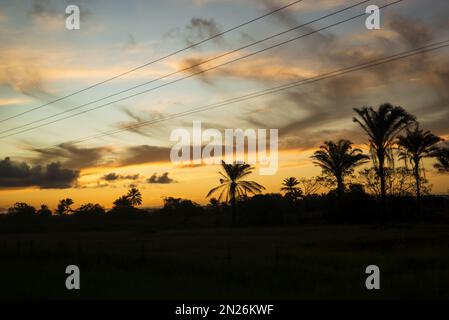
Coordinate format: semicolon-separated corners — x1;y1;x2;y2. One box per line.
1;223;449;299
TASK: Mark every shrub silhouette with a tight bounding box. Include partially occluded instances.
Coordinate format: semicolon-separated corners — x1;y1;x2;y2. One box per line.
37;204;52;217
8;202;36;218
74;203;106;217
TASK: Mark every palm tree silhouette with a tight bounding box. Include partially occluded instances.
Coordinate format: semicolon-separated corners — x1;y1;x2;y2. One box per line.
353;103;415;223
397;126;442;214
281;177;302;201
207;160;265;226
113;196;132;209
127;187;142;207
311;140;368;209
434;147;449;173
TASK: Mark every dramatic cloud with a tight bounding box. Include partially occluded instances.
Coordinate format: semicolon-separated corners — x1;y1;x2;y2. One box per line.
29;143;113;169
0;157;79;189
228;11;449;150
27;142;175;170
147;172;176;184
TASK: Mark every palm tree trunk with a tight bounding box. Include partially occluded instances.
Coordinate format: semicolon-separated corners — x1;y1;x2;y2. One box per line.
378;155;387;225
230;183;237;227
336;176;344;215
414;160;421;216
230;197;236;227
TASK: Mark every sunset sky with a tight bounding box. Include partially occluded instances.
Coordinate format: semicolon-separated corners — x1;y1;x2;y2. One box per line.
1;0;449;210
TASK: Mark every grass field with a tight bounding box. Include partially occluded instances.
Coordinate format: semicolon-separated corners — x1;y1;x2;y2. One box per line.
1;223;449;299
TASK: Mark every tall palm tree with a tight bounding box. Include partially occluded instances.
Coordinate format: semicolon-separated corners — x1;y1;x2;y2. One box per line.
434;147;449;173
207;160;265;226
127;187;142;207
311;140;369;207
397;126;442;214
353;103;415;223
281;177;302;201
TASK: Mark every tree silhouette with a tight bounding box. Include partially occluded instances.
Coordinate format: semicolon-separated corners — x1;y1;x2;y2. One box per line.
298;177;322;197
207;160;265;226
127;187;142;207
208;197;220;207
353;103;415;223
8;202;36;217
56;198;74;215
311;140;368;209
37;204;52;217
281;177;302;202
113;196;132;209
76;203;106;216
359;167;419;197
434;147;449;173
397;126;442;214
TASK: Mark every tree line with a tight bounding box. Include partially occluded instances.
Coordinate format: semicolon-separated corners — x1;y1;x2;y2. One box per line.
206;103;449;225
4;103;449;226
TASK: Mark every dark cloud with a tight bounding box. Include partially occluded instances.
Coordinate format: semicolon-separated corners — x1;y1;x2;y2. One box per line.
235;10;449;149
29;143;112;169
147;172;176;184
261;0;334;43
118;145;172;166
32;0;57;16
165;17;223;46
117;106;166;138
26;142;175;170
388;15;433;48
102;172;140;181
178;56;216;84
0;157;79;189
31;0;91;20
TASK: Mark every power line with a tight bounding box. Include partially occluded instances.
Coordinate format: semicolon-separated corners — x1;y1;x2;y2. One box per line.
0;0;304;124
0;0;372;136
40;39;449;149
0;0;399;138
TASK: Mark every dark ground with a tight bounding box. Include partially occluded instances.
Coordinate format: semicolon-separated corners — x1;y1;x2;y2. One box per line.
1;222;449;299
